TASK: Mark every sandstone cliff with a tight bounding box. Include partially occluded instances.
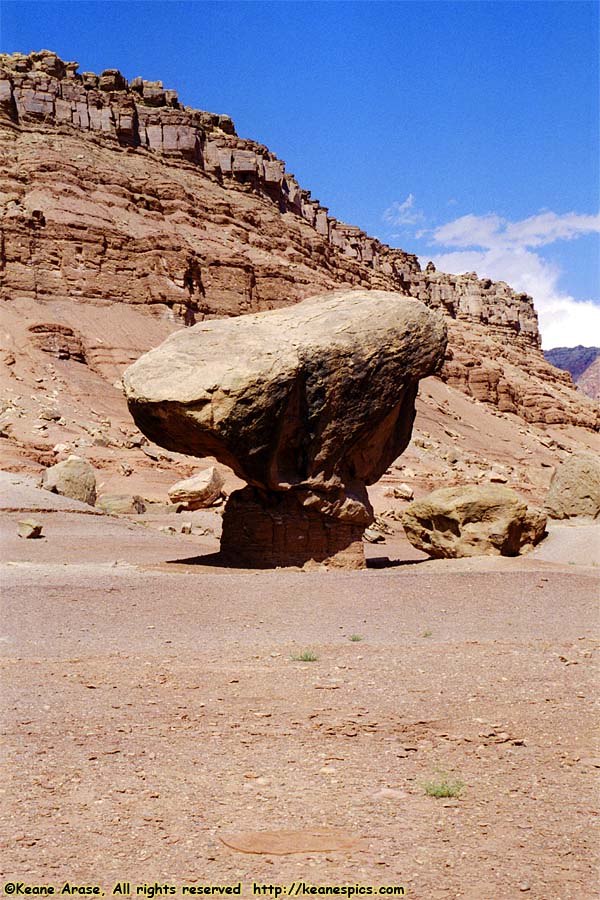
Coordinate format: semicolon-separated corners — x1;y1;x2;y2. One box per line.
0;49;597;438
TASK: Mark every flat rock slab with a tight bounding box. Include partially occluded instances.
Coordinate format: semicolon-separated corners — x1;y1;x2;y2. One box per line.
219;828;362;855
529;521;600;567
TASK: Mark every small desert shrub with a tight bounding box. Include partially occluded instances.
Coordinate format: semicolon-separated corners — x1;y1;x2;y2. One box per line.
349;634;364;642
422;773;464;799
422;629;433;638
291;650;319;662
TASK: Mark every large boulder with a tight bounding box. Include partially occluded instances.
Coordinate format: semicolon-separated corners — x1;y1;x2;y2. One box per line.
402;484;547;558
168;466;224;510
544;451;600;520
41;455;96;506
124;290;447;567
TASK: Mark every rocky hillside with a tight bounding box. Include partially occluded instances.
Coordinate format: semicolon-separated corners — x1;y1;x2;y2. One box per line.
0;50;598;499
544;347;600;402
0;51;540;328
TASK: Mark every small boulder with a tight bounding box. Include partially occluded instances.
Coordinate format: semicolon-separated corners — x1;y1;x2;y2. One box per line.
39;407;61;421
18;519;43;539
168;467;224;510
96;494;146;515
544;451;600;520
363;527;385;544
402;484;547;558
52;442;71;455
393;483;414;501
41;455;96;506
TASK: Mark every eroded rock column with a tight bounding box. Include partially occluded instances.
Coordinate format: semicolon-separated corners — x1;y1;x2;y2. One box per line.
220;487;367;569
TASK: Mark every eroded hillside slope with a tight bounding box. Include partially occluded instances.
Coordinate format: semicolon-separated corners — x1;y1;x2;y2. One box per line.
0;50;597;497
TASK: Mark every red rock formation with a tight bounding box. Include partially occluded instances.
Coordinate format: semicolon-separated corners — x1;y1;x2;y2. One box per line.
220;488;366;569
0;50;597;432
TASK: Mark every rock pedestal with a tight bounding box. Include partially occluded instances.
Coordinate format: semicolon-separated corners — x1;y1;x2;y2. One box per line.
124;289;447;568
220;487;366;569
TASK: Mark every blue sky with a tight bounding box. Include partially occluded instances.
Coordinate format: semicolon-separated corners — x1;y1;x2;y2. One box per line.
2;0;598;348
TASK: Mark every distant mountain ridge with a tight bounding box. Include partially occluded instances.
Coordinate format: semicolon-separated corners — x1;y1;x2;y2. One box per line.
544;346;600;381
544;347;600;402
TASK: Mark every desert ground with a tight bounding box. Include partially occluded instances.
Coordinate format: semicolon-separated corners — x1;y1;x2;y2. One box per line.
1;467;598;900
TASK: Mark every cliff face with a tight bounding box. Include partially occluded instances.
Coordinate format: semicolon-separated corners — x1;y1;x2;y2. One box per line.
0;50;539;333
0;49;597;431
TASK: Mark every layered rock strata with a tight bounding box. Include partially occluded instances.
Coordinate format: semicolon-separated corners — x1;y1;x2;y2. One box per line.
124;290;447;567
220;489;367;569
0;50;537;336
1;50;597;432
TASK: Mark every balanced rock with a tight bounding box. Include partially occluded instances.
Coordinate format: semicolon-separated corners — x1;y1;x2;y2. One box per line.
544;451;600;520
41;455;96;506
402;484;547;558
124;289;447;567
168;466;224;510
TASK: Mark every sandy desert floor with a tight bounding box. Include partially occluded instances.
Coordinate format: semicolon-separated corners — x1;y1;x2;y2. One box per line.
1;473;599;900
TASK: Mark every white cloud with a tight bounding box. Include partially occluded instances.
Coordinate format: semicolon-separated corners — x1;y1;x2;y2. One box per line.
427;210;600;349
434;213;504;249
433;211;600;251
383;194;424;227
